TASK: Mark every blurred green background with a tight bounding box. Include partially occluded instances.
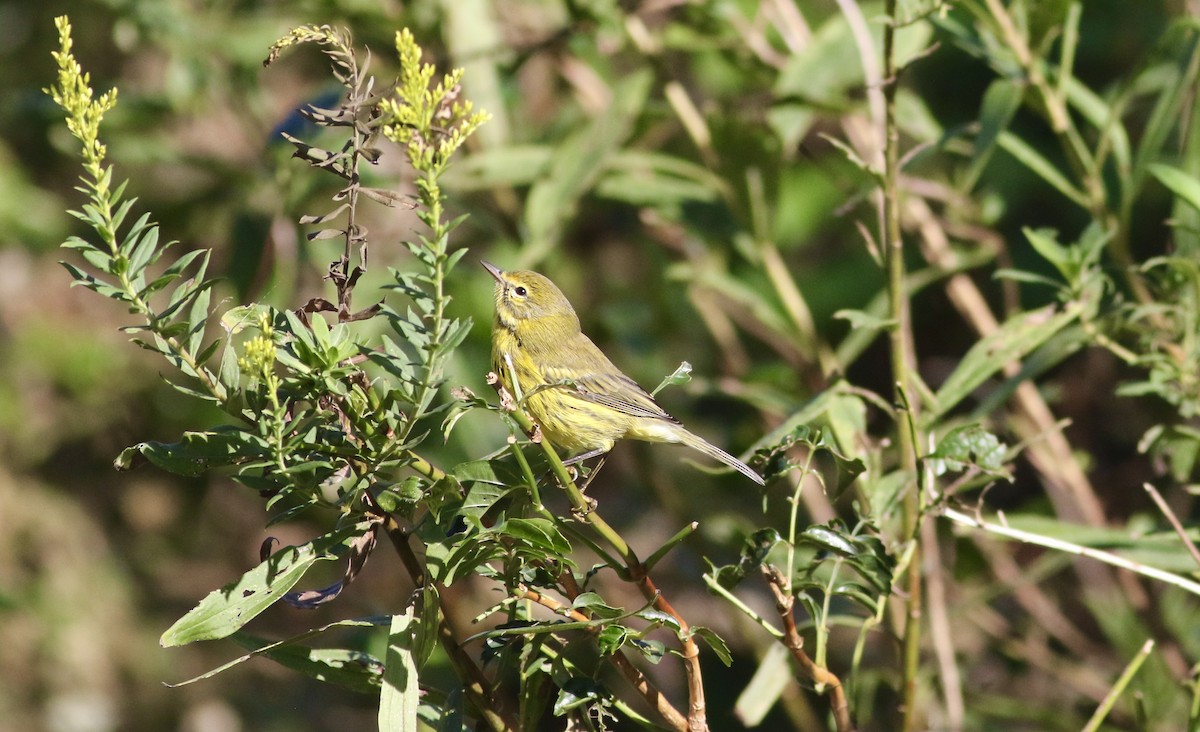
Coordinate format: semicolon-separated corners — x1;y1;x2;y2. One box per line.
2;1;1194;730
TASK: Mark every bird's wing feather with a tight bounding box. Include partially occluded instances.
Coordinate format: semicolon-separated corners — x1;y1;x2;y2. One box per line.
541;336;678;423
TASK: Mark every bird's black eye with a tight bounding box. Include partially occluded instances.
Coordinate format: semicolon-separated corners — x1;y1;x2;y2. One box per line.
513;286;527;297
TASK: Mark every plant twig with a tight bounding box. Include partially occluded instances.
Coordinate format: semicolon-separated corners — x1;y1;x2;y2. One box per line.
526;583;690;732
941;507;1200;596
1143;482;1200;570
1080;639;1155;732
631;572;709;732
920;519;964;729
763;567;855;732
880;2;925;728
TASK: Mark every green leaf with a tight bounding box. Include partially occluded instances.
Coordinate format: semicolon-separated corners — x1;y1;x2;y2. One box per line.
691;626;732;667
594;153;723;207
167;618;389;689
795;521;895;596
552;677;606;716
125;225;165;282
379;606;420;732
230;628;386;694
755;424;866;492
521;70;653;267
596;624;627;655
221;303;273;334
630;638;665;664
1062;75;1130;176
998;131;1089;208
161;523;372;646
441;145;553;190
929;424;1009;476
734;643;790;726
1150;164;1200;214
797;525;856;555
713;528;782;590
962;79;1023;192
455;461;519;526
421;532;502;586
931;303;1082;420
115;427;265;476
497;518;571;555
374;476;427;516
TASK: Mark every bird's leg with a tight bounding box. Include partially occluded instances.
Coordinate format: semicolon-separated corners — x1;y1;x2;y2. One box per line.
578;456;607;494
562;447;609;466
562;449;610;493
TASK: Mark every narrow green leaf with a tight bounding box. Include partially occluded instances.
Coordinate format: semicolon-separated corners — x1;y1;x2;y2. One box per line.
115;428;264;476
441;145;553;190
1150;164;1200;214
521;70;653;267
797;525;857;555
167;618;388;689
691;627;732;667
734;644;790;725
161;524;371;646
931;303;1082;420
498;518;571;555
998;131;1090;208
126;224;162;276
379;607;420;732
962;79;1023;192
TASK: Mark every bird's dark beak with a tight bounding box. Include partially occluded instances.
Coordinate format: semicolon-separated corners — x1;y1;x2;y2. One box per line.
481;260;504;283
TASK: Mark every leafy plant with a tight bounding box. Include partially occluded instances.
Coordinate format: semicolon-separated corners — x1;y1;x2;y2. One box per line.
44;2;1200;732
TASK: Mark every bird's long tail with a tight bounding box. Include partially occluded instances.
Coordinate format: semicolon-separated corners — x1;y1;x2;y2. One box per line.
676;429;765;486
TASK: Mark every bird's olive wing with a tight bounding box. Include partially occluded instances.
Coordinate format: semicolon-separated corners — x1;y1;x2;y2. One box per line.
542;365;679;423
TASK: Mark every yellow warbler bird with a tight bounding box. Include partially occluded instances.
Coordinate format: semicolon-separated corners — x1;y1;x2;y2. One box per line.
483;260;764;485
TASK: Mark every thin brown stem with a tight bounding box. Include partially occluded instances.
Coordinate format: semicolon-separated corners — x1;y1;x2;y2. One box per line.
525;583;690;731
631;571;708;732
763;567;855;732
1143;483;1200;569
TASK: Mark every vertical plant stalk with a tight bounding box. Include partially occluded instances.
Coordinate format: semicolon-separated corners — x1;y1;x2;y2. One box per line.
631;572;709;732
881;1;924;728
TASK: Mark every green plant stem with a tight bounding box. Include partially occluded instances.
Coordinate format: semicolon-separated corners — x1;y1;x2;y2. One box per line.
881;2;924;728
403;449;446;482
509;437;544;510
700;573;784;639
502;400;640;570
1080;639;1154;732
413;173;449;415
784;450;817;590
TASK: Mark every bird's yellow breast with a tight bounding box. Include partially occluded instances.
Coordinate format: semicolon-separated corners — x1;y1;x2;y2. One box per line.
491;327;629;454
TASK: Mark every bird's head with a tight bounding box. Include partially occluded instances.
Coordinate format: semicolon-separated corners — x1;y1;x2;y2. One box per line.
482;261;580;333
